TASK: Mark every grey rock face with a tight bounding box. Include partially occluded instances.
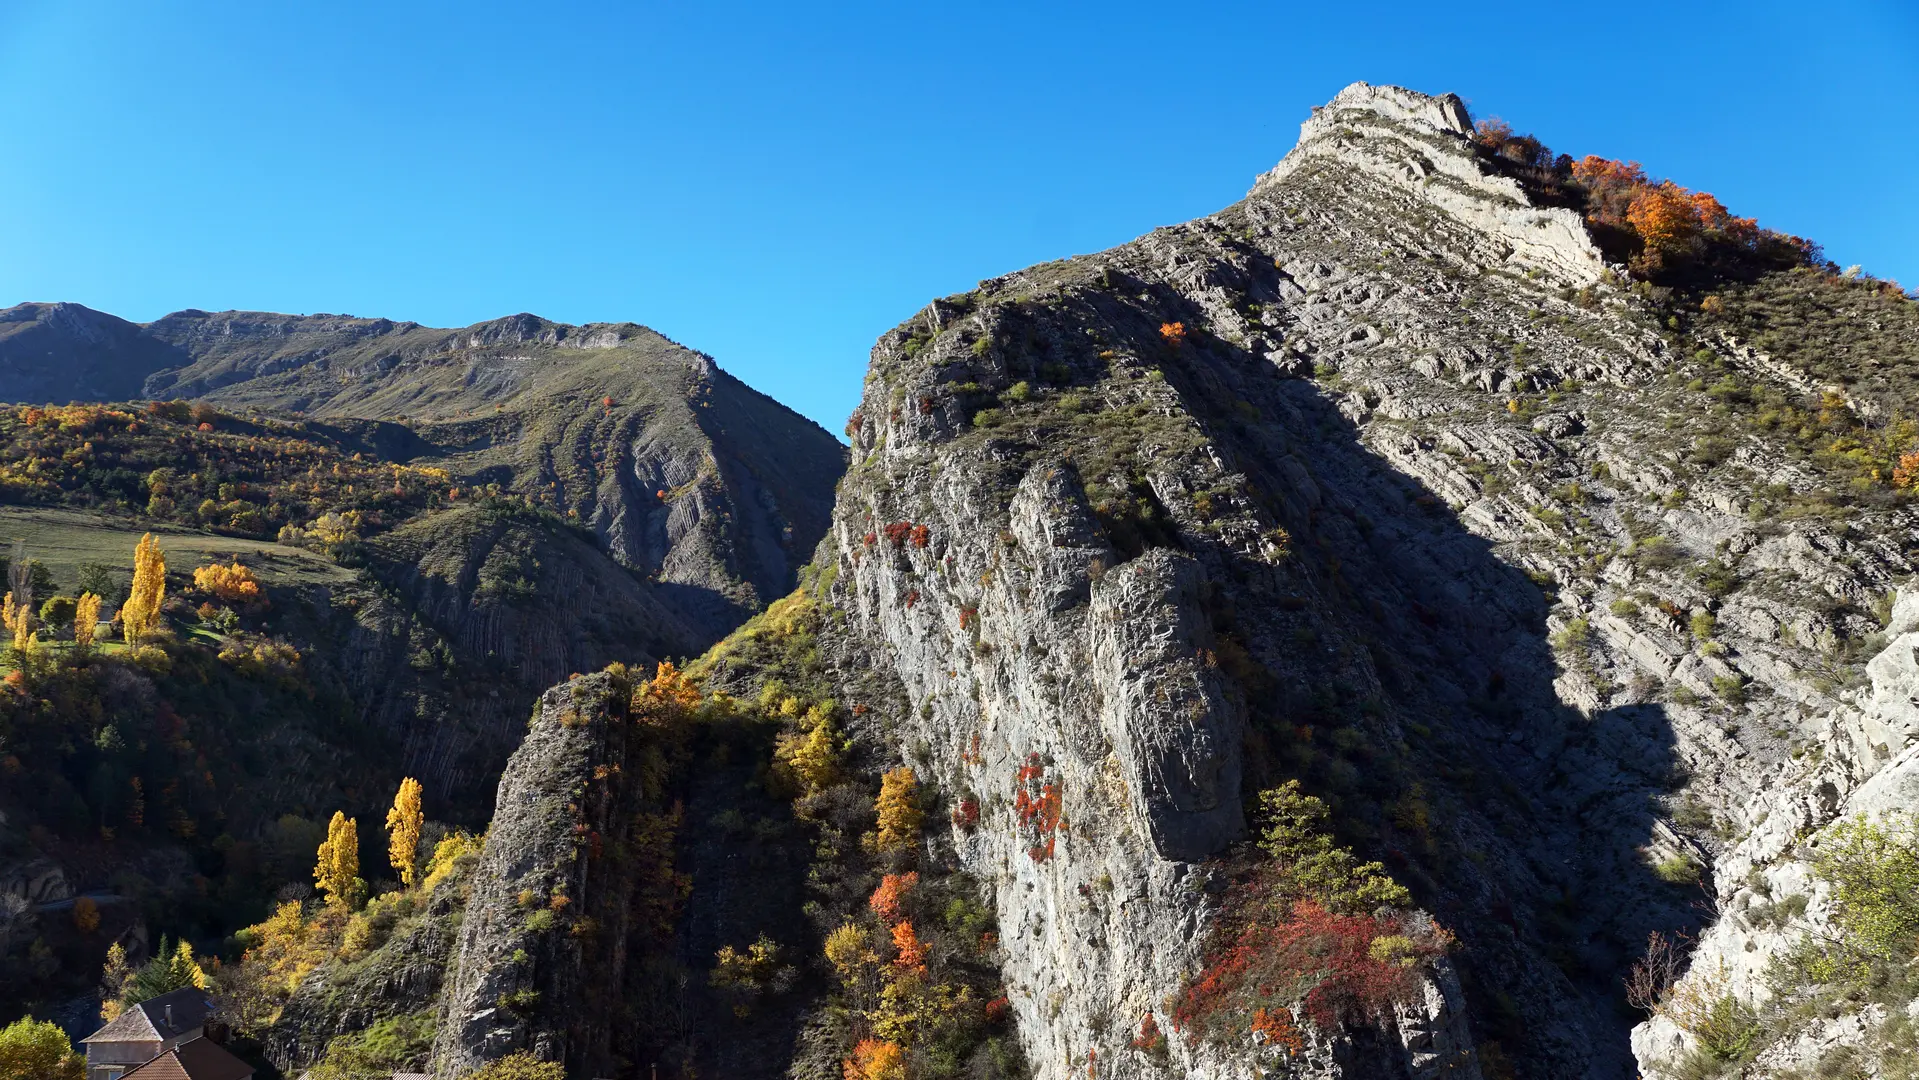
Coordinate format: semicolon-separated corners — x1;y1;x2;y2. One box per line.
1631;591;1919;1075
810;80;1910;1079
431;672;653;1079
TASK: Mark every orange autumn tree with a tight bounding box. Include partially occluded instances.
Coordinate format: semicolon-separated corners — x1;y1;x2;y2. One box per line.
192;561;267;607
890;920;928;975
1568;153;1813;275
868;872;918;924
844;1039;904;1080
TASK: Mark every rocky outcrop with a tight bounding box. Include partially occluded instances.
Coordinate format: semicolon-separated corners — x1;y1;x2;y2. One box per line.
431;671;663;1079
266;897;457;1071
1630;590;1919;1075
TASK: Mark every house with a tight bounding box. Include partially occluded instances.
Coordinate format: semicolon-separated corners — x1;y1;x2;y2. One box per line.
118;1038;254;1080
81;989;213;1080
79;988;249;1080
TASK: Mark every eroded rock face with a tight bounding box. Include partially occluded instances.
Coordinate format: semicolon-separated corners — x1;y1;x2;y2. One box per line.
431;672;651;1079
1630;591;1919;1075
811;81;1912;1078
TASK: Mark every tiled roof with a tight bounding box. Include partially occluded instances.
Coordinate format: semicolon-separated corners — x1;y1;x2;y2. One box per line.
120;1037;253;1080
83;988;214;1044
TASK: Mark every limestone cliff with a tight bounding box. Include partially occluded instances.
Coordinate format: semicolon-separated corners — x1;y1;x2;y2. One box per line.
799;81;1915;1078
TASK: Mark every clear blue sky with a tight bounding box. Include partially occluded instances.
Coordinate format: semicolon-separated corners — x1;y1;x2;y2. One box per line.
2;1;1914;432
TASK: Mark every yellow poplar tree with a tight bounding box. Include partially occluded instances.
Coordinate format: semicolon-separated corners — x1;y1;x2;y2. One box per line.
1;591;31;656
122;534;166;640
313;811;361;908
73;593;102;651
875;766;922;854
385;778;424;888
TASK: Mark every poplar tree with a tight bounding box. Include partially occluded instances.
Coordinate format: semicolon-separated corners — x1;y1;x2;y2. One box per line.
122;534;166;640
385;777;424;888
73;593;102;651
314;811;361;908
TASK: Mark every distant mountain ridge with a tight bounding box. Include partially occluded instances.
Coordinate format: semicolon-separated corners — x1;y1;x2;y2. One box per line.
0;301;189;404
0;299;847;642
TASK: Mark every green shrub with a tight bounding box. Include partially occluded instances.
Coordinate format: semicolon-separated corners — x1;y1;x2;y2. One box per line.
1254;781;1410;912
1813;812;1919;962
1653;853;1701;885
463;1050;564;1080
1550;617;1592;652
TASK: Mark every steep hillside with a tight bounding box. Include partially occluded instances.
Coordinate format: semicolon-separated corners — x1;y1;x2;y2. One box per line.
0;309;842;1031
680;83;1909;1080
140;308;843;637
17;81;1919;1080
0;304;846;642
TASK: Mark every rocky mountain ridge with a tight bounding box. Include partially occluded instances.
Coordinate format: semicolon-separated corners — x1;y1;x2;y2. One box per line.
10;79;1919;1080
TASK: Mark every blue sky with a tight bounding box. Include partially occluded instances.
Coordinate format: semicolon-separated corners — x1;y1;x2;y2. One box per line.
2;1;1914;432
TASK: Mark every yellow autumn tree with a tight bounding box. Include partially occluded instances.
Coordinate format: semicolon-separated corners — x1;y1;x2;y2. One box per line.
313;811;362;909
385;777;424;888
1;590;31;656
122;534;166;640
875;766;922;855
73;593;102;651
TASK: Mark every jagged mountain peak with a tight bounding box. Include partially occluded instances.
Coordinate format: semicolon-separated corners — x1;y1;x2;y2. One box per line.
1253;81;1608;287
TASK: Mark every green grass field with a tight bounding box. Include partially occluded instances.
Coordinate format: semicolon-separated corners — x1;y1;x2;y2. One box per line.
0;505;356;590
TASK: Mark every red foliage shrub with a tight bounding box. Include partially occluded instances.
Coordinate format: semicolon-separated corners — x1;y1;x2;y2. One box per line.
951;795;980;833
1175;895;1446;1038
1159;321;1186;343
1251;1007;1304;1056
1131;1012;1166;1052
883;522;914;547
905;589;920;608
1012;752;1063;862
985;996;1009;1024
959;606;976;631
910;524;931;548
862;532;878;548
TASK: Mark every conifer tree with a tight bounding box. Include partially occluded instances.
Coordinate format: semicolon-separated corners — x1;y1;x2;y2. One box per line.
122;534;166;641
98;944;133;1020
314;811;362;908
385;777;424;888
